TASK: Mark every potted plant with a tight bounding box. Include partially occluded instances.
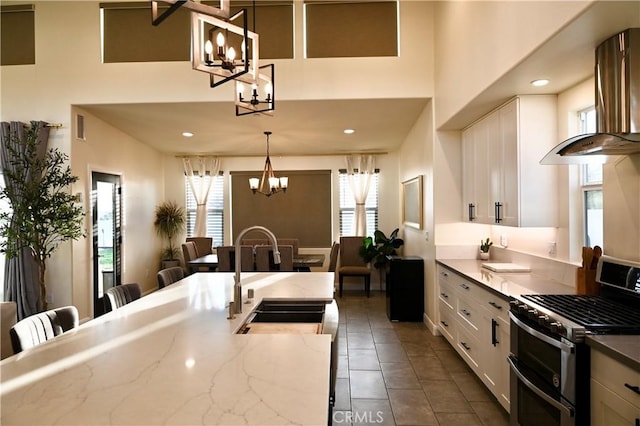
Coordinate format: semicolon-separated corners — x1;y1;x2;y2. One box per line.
153;201;186;269
480;237;493;260
359;228;404;283
0;123;85;312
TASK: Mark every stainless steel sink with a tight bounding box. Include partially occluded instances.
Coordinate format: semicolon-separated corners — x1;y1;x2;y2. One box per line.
247;299;326;323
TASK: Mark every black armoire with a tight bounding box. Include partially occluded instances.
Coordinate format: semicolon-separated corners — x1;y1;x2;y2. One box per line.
385;256;424;321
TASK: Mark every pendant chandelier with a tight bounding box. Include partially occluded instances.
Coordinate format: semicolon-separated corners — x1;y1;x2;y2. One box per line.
249;131;288;197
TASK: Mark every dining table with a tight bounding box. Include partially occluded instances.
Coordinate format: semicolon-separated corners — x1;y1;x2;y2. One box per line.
188;253;326;272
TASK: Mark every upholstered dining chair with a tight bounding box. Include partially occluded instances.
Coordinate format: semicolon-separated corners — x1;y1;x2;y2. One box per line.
9;305;79;354
338;236;371;297
327;241;340;273
181;241;198;273
215;246;255;272
255;245;294;271
186;237;213;257
104;283;142;313
157;266;185;289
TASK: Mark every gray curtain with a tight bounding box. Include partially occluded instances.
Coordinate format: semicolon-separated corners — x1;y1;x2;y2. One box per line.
0;121;49;319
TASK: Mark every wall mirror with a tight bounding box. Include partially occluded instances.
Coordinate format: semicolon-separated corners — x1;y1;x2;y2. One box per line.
402;175;423;229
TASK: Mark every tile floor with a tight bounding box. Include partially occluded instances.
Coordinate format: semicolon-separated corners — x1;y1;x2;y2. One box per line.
332;290;510;426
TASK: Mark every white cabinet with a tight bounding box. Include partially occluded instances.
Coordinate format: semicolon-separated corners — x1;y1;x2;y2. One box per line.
437;265;510;412
591;349;640;426
462;96;558;227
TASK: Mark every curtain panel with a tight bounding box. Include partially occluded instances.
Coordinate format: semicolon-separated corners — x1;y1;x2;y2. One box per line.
183;157;221;237
345;154;375;237
0;121;48;319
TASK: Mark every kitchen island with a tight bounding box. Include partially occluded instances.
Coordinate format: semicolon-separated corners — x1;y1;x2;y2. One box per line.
0;272;335;425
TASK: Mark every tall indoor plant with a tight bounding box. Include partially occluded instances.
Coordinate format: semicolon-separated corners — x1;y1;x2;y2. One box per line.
0;123;85;312
359;228;404;283
153;201;186;268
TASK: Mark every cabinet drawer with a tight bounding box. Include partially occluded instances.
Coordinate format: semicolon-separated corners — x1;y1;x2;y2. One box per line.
437;265;455;284
480;291;510;323
591;350;640;408
438;280;455;311
438;306;456;343
456;326;481;370
453;275;487;301
457;297;482;333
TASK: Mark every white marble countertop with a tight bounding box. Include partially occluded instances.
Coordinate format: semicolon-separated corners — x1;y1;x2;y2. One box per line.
0;272;335;425
436;259;575;298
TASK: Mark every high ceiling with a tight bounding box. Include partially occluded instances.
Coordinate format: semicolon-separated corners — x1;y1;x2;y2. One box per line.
81;98;429;157
80;1;640;157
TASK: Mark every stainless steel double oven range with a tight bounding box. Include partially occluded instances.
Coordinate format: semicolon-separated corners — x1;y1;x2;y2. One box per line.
508;255;640;426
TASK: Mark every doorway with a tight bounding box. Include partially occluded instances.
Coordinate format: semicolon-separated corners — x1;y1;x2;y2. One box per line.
92;172;122;317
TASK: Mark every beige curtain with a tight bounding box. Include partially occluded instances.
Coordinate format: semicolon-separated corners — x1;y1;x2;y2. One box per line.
183;157;221;237
345;155;375;237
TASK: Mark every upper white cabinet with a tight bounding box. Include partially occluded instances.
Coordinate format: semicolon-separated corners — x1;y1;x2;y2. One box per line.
462;96;558;227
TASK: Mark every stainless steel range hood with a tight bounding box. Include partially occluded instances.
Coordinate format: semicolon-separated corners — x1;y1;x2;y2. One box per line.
541;28;640;165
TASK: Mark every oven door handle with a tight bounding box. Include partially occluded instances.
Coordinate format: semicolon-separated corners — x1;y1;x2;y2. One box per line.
509;311;574;353
508;355;575;419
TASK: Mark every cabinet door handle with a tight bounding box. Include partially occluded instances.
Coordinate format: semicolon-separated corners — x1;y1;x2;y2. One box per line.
468;203;476;221
491;318;499;347
624;383;640;395
460;341;471;351
459;283;470;290
440;292;448;299
635;418;639;426
495;202;503;223
460;309;471;317
440;320;449;327
488;301;503;310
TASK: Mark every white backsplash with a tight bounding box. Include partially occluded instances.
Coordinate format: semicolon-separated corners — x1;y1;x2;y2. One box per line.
436;245;578;288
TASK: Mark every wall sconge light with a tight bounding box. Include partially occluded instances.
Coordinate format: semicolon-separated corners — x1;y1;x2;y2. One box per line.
250;131;287;196
235;63;275;116
191;10;260;88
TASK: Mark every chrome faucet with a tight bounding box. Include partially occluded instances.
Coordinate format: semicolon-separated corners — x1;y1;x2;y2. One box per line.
233;226;280;314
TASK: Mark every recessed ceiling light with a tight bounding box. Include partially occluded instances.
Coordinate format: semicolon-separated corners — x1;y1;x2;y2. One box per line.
531;79;550;87
182;131;194;138
343;129;355;134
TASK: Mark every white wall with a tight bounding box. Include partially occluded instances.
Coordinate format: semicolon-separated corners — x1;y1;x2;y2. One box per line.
71;108;165;320
432;0;591;128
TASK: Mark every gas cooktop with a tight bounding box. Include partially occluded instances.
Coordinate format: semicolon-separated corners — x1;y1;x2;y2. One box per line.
519;294;640;334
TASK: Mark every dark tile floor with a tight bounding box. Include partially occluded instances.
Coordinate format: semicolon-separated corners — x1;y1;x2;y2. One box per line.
332;290;510;426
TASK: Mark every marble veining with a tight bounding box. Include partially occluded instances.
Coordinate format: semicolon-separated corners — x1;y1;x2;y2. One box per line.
0;272;334;425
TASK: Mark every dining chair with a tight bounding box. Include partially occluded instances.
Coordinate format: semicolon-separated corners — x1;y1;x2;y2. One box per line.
255;245;294;271
104;283;142;313
1;302;17;360
181;241;201;274
338;236;371;297
327;241;340;273
215;246;255;272
157;266;185;289
186;237;213;257
9;305;79;354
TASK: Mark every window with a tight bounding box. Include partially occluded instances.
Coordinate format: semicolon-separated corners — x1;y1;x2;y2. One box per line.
185;173;224;247
304;1;398;58
579;107;603;247
1;4;35;65
339;170;379;237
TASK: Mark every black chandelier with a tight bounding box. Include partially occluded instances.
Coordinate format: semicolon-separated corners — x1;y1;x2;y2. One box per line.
249;131;287;196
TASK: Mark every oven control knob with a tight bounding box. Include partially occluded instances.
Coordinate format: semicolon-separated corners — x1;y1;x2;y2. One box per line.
538;315;549;326
527;309;538;320
518;304;529;314
549;322;564;334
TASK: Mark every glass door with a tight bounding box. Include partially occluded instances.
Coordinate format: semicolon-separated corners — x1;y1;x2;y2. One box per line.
92;172;122;317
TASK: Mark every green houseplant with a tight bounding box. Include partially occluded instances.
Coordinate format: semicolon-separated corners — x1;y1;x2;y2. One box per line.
480;237;493;260
153;201;186;267
359;228;404;283
0;124;85;311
